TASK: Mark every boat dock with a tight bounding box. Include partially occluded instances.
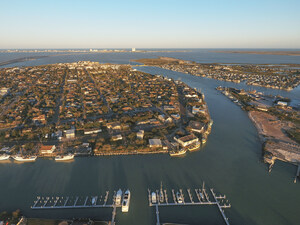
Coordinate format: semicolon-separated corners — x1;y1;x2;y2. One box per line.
32;189;127;225
148;182;231;225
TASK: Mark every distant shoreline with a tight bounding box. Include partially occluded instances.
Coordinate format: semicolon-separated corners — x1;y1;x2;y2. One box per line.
212;50;300;56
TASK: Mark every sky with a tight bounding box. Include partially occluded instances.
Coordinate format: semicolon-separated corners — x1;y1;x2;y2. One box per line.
1;0;300;49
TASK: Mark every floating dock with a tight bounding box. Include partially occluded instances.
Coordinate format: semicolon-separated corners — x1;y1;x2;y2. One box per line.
32;192;113;209
148;182;231;225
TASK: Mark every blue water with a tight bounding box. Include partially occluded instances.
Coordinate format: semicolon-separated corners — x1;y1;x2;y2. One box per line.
0;50;299;225
1;49;300;68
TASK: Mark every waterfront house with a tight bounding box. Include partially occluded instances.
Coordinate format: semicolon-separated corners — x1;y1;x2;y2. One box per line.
65;129;75;139
188;120;205;134
277;101;288;107
149;139;162;148
174;134;199;147
137;130;144;139
39;145;56;154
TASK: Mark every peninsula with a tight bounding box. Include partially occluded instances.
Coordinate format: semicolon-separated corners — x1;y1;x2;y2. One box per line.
133;57;300;90
0;61;212;160
217;86;300;176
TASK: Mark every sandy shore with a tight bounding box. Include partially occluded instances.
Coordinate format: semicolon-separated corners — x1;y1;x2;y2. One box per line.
248;111;300;163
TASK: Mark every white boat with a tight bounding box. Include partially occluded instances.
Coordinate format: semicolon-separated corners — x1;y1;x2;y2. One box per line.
151;192;157;204
115;189;122;206
0;154;10;161
199;192;204;200
55;153;74;161
169;148;186;157
91;196;97;205
122;189;131;212
12;155;37;162
176;191;183;204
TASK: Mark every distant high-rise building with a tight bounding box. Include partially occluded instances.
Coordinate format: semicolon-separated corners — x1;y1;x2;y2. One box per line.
132;48;136;52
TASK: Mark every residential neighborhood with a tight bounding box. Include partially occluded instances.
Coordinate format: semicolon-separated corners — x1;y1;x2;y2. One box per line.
0;61;212;159
134;57;300;91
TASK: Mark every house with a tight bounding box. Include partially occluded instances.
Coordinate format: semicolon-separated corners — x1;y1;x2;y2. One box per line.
188;120;205;134
158;114;166;122
65;129;75;139
112;134;122;141
137;130;144;139
192;106;206;115
32;114;46;124
163;105;175;111
0;87;10;96
84;129;102;135
171;114;180;120
174;134;199;147
149;139;162;148
106;122;121;130
277;101;288;107
39;145;56;154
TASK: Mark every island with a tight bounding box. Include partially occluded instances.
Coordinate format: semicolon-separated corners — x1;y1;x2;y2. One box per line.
216;86;300;179
133;57;300;90
0;61;212;160
211;50;300;56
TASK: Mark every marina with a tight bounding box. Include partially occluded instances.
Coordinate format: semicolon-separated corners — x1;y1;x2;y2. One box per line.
148;182;231;225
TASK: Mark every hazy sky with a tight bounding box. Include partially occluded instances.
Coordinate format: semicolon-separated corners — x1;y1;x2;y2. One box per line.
1;0;300;49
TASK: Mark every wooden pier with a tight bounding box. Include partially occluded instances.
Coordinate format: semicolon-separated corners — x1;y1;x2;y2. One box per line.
31;190;123;210
148;182;231;225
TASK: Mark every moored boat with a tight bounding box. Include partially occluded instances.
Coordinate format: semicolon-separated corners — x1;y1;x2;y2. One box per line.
12;155;37;162
151;192;157;204
187;141;201;152
55;153;74;161
91;196;97;205
115;189;122;206
176;191;183;204
0;154;10;161
122;189;131;212
169;148;186;157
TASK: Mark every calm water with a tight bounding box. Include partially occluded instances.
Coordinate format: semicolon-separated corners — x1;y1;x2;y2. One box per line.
0;51;300;225
1;49;300;68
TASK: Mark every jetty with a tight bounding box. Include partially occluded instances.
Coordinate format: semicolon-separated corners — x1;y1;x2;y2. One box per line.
148;182;231;225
